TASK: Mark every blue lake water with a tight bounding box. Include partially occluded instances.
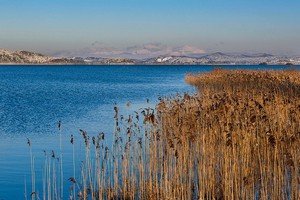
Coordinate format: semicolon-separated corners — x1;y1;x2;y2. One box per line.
0;65;298;199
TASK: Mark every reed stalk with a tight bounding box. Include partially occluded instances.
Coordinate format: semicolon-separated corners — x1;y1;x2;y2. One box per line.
58;121;63;199
27;138;36;200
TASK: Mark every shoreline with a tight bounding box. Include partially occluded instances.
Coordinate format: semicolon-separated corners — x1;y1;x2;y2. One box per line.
0;63;299;66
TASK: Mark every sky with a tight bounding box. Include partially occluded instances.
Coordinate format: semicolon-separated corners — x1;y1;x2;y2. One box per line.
0;0;300;58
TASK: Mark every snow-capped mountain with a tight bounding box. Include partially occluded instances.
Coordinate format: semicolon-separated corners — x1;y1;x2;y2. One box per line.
142;53;300;65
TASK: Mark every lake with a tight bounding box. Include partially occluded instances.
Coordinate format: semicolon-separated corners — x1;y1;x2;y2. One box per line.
0;65;297;199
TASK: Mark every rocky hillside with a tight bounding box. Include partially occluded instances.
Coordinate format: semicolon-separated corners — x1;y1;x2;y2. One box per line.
0;49;82;64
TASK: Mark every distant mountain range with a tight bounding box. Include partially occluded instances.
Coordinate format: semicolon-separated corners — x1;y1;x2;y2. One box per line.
1;48;299;65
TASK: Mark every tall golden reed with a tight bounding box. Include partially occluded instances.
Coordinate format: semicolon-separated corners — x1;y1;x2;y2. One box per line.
28;68;300;200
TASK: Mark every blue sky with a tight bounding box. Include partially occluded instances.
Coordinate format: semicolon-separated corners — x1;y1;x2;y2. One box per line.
0;0;299;57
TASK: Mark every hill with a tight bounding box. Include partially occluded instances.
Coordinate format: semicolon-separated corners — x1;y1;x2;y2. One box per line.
0;49;83;64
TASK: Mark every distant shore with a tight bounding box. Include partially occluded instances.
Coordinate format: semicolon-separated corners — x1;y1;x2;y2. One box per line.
1;48;300;65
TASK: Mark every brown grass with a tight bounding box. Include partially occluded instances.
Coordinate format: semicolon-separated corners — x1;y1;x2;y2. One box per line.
160;68;300;199
28;68;300;199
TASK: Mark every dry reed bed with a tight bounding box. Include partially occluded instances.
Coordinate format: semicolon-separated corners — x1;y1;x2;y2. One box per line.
164;68;300;199
27;69;300;200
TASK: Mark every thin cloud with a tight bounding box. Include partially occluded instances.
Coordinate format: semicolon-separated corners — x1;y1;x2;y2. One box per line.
52;43;206;58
